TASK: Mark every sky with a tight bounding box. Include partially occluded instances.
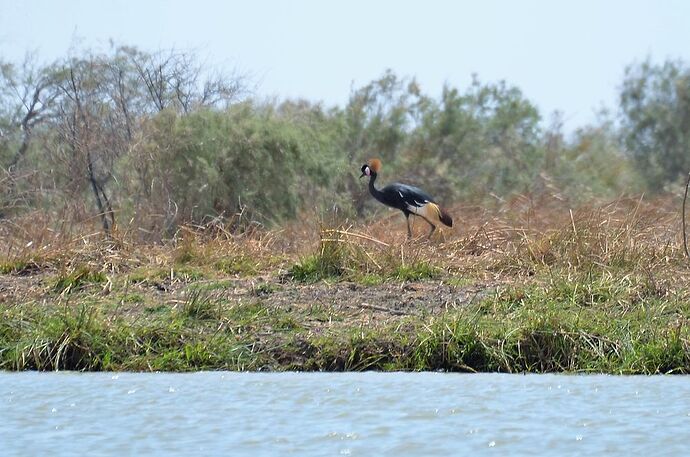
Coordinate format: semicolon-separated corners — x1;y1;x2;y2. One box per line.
1;0;689;133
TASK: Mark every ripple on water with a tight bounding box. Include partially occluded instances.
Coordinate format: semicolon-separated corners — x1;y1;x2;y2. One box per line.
2;372;690;457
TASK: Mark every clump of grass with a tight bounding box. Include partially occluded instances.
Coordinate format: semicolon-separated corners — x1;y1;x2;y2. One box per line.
144;304;168;314
393;261;439;281
0;260;24;274
0;258;40;275
289;228;351;282
173;240;197;265
354;273;386;286
251;282;279;296
298;329;397;371
128;266;206;285
227;302;269;323
222;301;305;336
215;256;258;275
119;290;142;301
181;289;222;320
630;327;689;374
189;280;234;292
2;305;109;371
304;303;343;323
53;267;107;294
544;270;633;307
496;199;681;277
274;315;301;331
408;317;488;371
508;315;593;372
289;226;442;283
289;254;340;282
170;226;270;277
127;268;159;284
445;277;475;287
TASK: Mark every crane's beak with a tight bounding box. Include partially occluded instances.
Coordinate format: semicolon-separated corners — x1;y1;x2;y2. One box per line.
359;172;365;178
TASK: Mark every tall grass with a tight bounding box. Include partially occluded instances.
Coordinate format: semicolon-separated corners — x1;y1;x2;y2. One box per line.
1;305;108;371
1;195;689;373
289;225;441;282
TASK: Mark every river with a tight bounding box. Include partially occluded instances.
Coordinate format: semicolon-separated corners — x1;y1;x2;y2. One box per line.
1;372;689;456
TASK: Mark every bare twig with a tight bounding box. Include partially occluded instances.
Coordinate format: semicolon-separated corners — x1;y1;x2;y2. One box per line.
322;229;390;247
358;302;410;316
682;173;690;259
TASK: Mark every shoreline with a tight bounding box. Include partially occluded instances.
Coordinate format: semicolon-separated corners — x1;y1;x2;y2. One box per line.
2;271;688;375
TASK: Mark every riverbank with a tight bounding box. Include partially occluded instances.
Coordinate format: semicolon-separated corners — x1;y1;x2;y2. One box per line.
2;197;689;373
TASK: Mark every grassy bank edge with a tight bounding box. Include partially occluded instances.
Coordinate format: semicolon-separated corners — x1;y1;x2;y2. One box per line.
2;289;687;375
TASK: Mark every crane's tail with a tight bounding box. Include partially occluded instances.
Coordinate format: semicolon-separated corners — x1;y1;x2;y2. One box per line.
427;203;453;228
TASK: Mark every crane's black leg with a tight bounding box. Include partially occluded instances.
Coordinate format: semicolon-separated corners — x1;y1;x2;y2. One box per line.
427;222;436;239
419;215;436;239
405;213;412;239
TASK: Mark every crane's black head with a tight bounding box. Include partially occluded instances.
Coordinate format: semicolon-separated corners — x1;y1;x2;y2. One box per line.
359;158;382;178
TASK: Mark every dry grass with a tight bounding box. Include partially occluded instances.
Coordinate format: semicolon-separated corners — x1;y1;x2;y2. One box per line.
1;194;687;293
2;194;690;373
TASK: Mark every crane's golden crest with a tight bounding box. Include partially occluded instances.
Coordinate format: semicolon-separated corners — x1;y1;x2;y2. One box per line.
368;158;382;173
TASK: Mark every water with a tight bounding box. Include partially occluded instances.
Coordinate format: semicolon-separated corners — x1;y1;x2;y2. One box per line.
1;372;689;456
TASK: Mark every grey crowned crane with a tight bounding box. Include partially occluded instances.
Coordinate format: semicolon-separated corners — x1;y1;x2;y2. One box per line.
360;158;453;238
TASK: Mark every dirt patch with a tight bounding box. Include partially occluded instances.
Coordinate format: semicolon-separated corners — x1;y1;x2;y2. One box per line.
261;279;494;317
0;271;52;305
0;267;498;329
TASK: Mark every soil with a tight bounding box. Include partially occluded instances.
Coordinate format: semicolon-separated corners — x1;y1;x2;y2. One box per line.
0;268;498;328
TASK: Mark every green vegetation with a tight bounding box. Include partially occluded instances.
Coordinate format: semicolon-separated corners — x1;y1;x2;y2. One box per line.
2;277;688;373
620;58;690;188
2;46;688;238
0;197;688;374
2;46;690;373
289;227;441;283
53;267;107;294
0;259;28;274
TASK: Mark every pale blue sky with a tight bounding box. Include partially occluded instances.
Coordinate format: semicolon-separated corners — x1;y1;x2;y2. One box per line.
1;0;689;132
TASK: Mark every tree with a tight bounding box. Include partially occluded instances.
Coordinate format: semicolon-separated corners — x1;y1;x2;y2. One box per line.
122;101;349;234
124;47;247;115
0;54;63;217
0;53;62;170
545;117;640;201
0;44;250;234
407;76;542;202
51;54;121;233
343;70;431;214
620;59;690;189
